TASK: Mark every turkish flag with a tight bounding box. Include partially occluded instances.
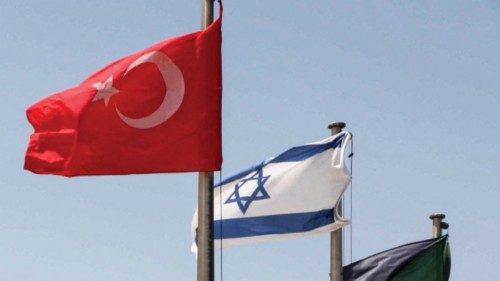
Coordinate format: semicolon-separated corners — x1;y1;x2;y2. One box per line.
25;16;222;176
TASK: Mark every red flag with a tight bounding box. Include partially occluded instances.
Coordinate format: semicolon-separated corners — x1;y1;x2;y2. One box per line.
25;17;222;176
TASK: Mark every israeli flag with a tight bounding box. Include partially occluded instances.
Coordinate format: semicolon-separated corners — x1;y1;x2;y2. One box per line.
191;132;352;251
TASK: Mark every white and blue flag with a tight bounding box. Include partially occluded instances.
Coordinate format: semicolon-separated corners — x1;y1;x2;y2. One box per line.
191;132;352;250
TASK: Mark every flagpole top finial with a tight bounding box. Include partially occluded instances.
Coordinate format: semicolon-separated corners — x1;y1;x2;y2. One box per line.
429;213;446;220
328;122;346;134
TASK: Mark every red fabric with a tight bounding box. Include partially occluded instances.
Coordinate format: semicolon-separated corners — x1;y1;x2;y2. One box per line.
25;18;222;176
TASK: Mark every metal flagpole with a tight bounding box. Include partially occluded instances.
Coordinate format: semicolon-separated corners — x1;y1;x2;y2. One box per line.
198;1;215;281
198;172;214;281
429;213;448;238
328;121;346;281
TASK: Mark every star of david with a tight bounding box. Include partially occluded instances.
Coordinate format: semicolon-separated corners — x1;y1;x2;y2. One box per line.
225;168;271;214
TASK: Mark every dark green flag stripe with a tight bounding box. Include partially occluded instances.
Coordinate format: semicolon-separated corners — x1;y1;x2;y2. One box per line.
343;235;450;281
390;236;450;281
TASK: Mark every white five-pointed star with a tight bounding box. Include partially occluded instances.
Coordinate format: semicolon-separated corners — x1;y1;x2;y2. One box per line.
92;76;119;106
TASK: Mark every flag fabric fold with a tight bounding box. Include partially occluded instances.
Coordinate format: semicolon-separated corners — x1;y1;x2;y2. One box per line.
25;12;222;176
191;132;352;251
343;235;451;281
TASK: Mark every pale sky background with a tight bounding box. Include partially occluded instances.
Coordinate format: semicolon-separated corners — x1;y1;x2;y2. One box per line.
1;1;499;280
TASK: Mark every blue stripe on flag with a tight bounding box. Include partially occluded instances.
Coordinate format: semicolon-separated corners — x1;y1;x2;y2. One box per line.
216;162;266;187
269;133;345;164
213;208;335;239
216;133;346;187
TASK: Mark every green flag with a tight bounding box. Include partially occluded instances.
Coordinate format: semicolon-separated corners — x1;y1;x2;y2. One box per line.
343;235;451;281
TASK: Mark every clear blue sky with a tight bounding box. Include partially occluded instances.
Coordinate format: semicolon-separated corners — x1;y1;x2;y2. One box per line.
1;1;499;280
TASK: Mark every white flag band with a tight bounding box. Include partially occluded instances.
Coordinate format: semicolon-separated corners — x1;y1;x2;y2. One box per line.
192;132;352;250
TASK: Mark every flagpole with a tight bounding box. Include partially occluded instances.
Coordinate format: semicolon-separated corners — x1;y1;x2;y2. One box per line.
198;1;215;281
429;213;448;238
198;172;214;281
328;121;346;281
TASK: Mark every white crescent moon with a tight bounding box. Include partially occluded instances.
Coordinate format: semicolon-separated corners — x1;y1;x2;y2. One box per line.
116;51;185;129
